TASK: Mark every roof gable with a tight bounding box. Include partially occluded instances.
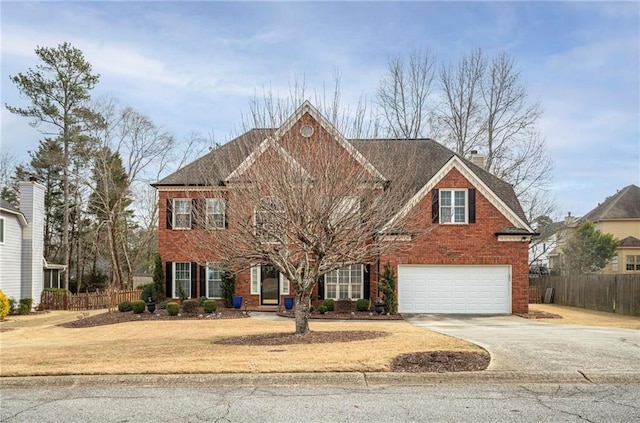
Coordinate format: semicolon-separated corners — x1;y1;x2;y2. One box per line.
1;198;28;226
582;184;640;221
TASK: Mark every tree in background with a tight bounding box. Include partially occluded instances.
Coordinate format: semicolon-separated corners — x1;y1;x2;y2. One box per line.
562;221;619;274
6;42;100;290
377;48;554;222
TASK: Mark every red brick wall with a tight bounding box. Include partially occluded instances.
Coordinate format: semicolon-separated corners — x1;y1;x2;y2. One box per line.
378;167;529;313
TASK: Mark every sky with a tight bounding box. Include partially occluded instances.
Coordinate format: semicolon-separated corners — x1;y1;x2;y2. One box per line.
1;1;639;219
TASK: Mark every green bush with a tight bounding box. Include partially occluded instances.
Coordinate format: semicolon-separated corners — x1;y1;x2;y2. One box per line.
198;296;208;307
152;254;166;303
309;305;316;313
0;290;9;320
221;271;236;308
203;300;217;313
140;283;154;303
182;299;198;314
118;301;133;312
18;298;33;315
158;301;168;310
379;263;397;314
176;283;188;303
8;297;17;314
131;300;146;314
356;298;369;312
167;302;179;316
318;305;328;314
322;298;335;311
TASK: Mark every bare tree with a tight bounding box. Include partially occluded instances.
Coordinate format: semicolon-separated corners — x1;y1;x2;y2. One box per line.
179;98;425;334
377;49;437;139
377;48;554;221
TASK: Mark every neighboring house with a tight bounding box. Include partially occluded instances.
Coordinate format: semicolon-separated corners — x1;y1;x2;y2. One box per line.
0;180;66;305
153;102;535;314
579;185;640;274
529;220;564;274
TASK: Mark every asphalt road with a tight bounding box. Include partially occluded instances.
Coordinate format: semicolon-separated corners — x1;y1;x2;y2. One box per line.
1;383;638;422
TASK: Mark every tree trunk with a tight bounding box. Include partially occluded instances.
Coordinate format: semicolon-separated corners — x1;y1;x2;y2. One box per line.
294;292;311;334
62;132;70;290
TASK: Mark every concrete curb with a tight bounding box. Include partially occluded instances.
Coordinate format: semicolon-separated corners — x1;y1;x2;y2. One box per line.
2;371;638;389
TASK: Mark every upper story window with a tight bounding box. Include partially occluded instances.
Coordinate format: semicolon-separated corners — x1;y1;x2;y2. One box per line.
432;188;476;224
626;255;640;271
0;217;4;243
255;197;285;242
207;198;226;229
173;199;191;229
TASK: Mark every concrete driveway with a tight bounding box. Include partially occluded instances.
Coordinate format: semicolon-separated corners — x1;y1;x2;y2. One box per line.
405;314;640;374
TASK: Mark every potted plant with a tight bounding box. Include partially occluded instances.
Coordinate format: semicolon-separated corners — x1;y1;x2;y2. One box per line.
374;298;385;315
232;295;243;309
284;297;294;310
146;296;156;313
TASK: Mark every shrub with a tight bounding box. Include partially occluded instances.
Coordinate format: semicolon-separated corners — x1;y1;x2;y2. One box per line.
198;296;208;307
131;300;146;314
379;263;397;314
118;301;133;312
356;298;369;312
221;271;236;308
43;287;72;294
203;300;217;313
152;254;166;303
166;302;179;316
309;305;316;313
0;290;9;320
322;298;335;311
18;298;33;315
140;283;154;303
318;305;328;314
158;301;168;310
8;297;17;314
176;283;188;304
182;299;198;314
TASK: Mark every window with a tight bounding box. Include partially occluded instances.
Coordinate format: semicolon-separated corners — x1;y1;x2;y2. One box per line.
173;199;191;229
250;266;260;294
280;274;290;295
173;262;191;298
207;198;226;229
440;189;467;223
0;217;4;243
432;188;475;224
255;197;285;242
330;197;359;226
206;263;222;298
324;264;363;300
611;255;618;272
626;255;640;271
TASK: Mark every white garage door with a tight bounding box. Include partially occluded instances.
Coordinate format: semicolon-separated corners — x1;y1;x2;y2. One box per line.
398;265;511;314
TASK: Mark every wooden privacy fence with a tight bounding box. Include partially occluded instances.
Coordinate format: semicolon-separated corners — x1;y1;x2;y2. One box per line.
530;274;640;316
40;289;143;311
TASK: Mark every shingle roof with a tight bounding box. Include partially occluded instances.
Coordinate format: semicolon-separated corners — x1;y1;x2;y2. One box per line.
532;221;564;242
153;130;528;223
619;236;640;248
581;184;640;221
0;198;21;215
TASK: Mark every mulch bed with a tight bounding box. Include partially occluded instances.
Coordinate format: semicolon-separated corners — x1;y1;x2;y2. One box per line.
390;351;490;372
276;311;403;320
59;307;248;328
516;310;563;319
214;330;389;345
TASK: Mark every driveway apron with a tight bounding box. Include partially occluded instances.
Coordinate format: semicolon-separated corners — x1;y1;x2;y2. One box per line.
405;314;640;373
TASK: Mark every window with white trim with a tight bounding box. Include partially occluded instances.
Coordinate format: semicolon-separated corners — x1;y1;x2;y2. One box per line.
207;198;226;229
611;255;618;272
0;217;4;243
626;255;640;271
250;266;260;294
206;263;223;298
173;262;191;298
324;264;363;300
440;189;467;223
280;274;290;295
173;199;191;229
255;197;285;242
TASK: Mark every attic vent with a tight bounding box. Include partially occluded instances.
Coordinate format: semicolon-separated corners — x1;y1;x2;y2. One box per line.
300;124;314;138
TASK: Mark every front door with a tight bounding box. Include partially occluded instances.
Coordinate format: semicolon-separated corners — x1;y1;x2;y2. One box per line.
261;265;280;306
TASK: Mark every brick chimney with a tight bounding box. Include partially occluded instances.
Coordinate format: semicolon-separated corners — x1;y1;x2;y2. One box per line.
19;179;45;302
470;150;485;169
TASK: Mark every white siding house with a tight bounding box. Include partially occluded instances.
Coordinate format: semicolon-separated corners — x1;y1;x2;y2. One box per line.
0;180;64;306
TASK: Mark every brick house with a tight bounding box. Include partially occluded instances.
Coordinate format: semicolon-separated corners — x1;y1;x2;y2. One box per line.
153;102;534;314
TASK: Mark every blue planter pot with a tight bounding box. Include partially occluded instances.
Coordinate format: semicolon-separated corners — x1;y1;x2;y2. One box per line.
284;297;294;310
232;295;243;309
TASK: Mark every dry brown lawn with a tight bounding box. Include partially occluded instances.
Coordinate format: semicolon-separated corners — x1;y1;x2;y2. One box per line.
530;304;640;330
0;311;480;376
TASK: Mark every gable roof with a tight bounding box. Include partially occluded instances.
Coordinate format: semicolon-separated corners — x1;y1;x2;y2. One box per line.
581;184;640;221
1;198;28;226
152;104;530;229
619;236;640;248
